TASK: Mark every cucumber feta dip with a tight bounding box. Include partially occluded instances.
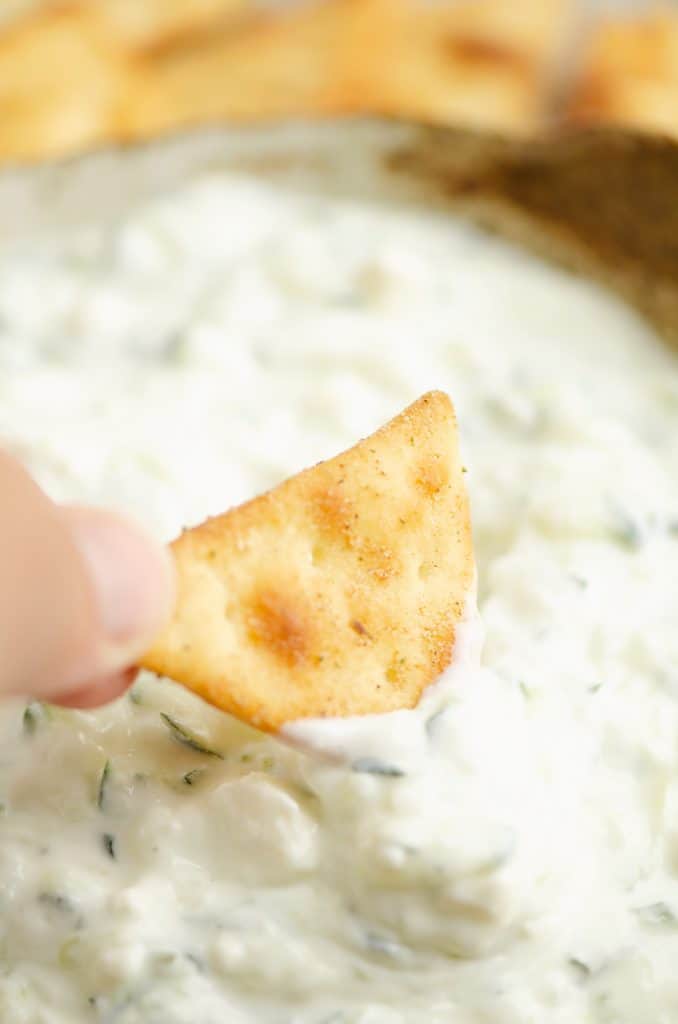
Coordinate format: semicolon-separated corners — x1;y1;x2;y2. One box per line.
1;172;678;1023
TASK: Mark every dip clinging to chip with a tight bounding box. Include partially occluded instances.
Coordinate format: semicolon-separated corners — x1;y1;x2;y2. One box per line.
140;391;474;732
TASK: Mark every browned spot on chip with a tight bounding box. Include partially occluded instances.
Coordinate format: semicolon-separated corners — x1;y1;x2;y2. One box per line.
356;540;397;583
140;391;474;732
567;74;613;121
343;0;571;136
414;454;450;498
564;12;678;138
246;590;309;668
350;619;372;640
445;34;531;74
310;486;355;545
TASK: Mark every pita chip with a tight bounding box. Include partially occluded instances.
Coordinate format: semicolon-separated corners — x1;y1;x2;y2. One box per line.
141;391;474;732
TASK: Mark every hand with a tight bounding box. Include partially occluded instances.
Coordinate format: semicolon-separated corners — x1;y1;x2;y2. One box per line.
0;450;174;708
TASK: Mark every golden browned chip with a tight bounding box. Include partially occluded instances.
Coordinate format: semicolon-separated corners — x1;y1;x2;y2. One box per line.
566;12;678;138
342;0;573;134
0;0;248;163
0;0;576;164
0;6;124;162
141;392;474;732
118;0;356;139
0;0;246;52
94;0;246;55
122;0;573;143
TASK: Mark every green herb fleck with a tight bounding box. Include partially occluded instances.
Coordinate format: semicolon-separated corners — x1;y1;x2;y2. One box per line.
101;833;116;860
365;931;404;959
609;507;643;550
352;757;405;778
160;713;224;759
59;936;81;969
183;769;205;787
23;702;50;735
97;760;111;811
23;704;39;735
569;957;591;980
38;891;77;915
184;952;204;973
128;686;144;706
635;902;677;927
425;706;448;738
292;782;318;802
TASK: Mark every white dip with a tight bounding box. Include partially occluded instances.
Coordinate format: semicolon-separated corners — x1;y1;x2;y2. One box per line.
0;172;678;1024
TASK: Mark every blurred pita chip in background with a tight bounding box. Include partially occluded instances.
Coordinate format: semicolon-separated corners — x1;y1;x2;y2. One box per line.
341;0;573;134
0;0;676;165
566;8;678;137
0;0;247;160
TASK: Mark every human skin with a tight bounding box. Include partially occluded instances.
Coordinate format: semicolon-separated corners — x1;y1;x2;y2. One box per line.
0;450;174;708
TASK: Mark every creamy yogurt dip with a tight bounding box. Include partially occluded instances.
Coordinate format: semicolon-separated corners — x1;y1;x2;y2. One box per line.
0;171;678;1024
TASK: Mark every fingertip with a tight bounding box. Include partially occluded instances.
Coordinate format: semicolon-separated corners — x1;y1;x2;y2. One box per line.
0;455;174;703
55;667;138;710
67;508;175;671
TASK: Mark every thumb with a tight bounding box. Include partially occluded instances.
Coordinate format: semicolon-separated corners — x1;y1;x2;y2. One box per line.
0;451;173;702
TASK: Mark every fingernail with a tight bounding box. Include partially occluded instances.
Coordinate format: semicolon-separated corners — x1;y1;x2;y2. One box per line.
70;512;174;661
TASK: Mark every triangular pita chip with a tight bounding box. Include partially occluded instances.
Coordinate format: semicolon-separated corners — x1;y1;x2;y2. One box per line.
141;391;474;732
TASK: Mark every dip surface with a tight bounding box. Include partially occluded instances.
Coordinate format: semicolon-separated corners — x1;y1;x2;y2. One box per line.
0;173;678;1023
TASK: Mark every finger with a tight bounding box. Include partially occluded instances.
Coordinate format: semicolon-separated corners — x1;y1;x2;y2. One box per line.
56;668;138;710
0;450;174;702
